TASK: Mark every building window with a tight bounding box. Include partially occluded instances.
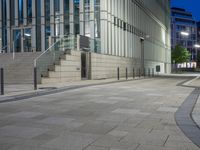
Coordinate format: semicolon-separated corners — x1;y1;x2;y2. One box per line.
64;0;69;35
45;0;50;49
94;0;100;38
84;0;90;37
19;0;23;24
27;0;32;24
74;0;80;35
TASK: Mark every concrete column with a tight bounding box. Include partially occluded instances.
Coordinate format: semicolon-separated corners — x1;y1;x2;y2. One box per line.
90;0;95;51
41;0;46;51
50;0;55;37
21;29;24;52
31;0;36;52
14;0;19;26
23;0;27;25
115;0;119;56
111;0;115;55
107;0;112;55
90;0;95;39
79;0;84;35
124;0;128;57
60;0;65;37
69;0;74;34
6;0;11;52
0;0;2;50
100;0;108;54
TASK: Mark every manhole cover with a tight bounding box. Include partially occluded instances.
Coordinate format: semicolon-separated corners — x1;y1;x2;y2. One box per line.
39;87;57;90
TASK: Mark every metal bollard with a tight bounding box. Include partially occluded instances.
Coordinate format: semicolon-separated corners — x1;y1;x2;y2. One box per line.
126;68;128;80
148;68;150;77
117;67;120;80
143;68;146;77
1;68;4;95
152;68;154;77
139;68;141;78
133;68;135;79
34;67;37;90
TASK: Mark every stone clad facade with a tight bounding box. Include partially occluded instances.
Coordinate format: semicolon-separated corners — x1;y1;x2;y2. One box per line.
0;0;171;82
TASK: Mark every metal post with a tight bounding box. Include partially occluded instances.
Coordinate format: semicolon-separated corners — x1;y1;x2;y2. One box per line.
148;68;150;77
143;68;146;78
1;68;4;95
152;68;154;77
34;67;37;90
126;67;128;80
139;68;141;78
117;67;120;80
133;68;135;79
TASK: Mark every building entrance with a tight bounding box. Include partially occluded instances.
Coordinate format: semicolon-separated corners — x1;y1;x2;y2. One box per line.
81;52;87;79
81;51;90;79
12;28;32;53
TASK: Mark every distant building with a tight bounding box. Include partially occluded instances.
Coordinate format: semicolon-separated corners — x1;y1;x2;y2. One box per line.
171;7;198;61
197;22;200;44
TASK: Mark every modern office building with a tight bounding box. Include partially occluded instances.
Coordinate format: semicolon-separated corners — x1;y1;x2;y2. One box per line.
171;7;198;61
197;22;200;43
0;0;171;83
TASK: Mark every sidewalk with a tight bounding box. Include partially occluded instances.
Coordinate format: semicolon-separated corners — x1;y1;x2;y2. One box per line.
0;73;198;103
0;76;199;150
0;78;141;102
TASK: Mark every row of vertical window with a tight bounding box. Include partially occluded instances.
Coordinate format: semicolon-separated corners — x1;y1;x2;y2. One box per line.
113;16;144;38
10;0;32;26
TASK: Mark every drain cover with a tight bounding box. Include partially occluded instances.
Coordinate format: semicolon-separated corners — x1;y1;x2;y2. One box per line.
39;87;57;90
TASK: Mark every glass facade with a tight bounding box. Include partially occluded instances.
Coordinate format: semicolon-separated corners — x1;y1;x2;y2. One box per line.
0;0;171;73
19;0;23;24
27;0;32;24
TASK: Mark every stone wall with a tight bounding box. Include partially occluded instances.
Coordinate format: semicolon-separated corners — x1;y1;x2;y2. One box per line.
90;52;166;80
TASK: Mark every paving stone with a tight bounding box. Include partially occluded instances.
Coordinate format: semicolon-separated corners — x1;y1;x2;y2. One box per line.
0;125;48;139
8;111;42;118
0;78;199;150
42;133;99;150
157;107;178;113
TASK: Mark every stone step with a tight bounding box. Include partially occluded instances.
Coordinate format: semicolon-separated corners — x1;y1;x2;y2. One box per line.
54;65;81;72
61;60;81;66
41;76;81;84
48;71;81;78
60;54;81;61
64;50;81;56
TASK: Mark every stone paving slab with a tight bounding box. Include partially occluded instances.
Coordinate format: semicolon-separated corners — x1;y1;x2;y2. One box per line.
0;78;199;150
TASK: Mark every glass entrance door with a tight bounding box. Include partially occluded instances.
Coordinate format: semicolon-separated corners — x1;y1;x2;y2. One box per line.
23;28;32;52
12;28;32;52
13;29;22;52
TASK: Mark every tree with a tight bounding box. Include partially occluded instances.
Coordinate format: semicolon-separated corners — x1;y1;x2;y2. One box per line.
171;45;191;64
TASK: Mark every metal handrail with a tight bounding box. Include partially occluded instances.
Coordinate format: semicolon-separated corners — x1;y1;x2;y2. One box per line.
0;45;7;53
34;39;62;67
34;34;75;67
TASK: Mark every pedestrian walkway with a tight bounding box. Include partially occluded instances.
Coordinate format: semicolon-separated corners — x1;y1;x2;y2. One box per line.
0;73;197;102
0;77;199;150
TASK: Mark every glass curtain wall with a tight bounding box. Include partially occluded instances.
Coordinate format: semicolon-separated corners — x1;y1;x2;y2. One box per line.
36;0;41;51
54;0;60;36
64;0;70;35
84;0;90;37
94;0;100;38
74;0;80;35
45;0;50;49
27;0;32;24
19;0;23;24
2;0;7;52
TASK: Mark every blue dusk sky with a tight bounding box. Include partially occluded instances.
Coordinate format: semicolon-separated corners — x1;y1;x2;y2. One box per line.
171;0;200;21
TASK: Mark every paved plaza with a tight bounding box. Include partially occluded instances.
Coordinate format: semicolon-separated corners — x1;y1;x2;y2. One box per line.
0;78;200;150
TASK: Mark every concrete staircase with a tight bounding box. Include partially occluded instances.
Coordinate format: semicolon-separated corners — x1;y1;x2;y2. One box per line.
41;50;81;84
0;52;42;84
